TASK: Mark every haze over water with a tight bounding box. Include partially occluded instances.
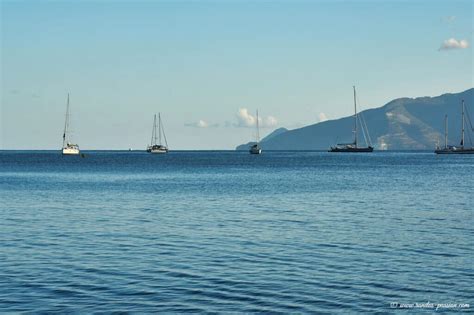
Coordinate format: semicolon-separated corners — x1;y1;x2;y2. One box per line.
0;151;472;312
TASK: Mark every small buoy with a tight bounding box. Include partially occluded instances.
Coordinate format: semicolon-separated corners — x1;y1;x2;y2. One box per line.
81;153;85;158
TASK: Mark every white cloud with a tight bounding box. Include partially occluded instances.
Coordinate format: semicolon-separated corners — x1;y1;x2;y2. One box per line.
185;119;218;128
235;108;278;128
197;120;209;128
439;38;469;51
318;112;328;122
265;116;278;127
236;108;256;127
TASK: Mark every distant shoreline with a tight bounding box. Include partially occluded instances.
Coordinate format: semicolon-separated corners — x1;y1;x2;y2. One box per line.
0;149;449;153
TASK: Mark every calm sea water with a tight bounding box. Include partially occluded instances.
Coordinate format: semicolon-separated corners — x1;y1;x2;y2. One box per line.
0;151;472;313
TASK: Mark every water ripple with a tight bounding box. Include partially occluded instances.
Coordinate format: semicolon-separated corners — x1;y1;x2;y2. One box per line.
0;151;472;312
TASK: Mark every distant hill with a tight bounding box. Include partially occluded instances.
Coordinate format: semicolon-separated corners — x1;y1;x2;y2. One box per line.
236;88;474;150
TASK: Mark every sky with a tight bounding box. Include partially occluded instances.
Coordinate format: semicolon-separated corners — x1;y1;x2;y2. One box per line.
1;0;472;150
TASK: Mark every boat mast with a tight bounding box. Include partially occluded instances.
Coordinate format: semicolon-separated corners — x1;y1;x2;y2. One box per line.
461;100;465;148
256;110;260;145
444;114;448;149
158;113;162;145
151;114;157;146
160;113;168;148
63;93;70;148
353;86;358;147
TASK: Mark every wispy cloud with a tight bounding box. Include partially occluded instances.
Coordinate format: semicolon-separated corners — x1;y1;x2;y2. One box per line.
184;119;218;128
438;38;469;51
265;116;278;127
234;108;278;128
186;109;278;129
441;15;456;24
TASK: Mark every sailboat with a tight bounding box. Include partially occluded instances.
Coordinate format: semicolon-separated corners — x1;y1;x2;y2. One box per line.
329;86;373;152
249;110;262;154
61;93;80;155
147;113;169;154
435;100;474;154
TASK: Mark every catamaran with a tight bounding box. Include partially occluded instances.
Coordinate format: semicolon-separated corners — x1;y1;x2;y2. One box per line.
249;110;262;154
435;100;474;154
329;86;373;152
62;93;80;155
147;113;169;154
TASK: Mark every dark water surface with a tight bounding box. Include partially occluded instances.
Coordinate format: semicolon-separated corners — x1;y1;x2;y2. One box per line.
1;151;472;313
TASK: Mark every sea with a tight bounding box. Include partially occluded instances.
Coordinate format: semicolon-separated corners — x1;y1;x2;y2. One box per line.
0;151;472;313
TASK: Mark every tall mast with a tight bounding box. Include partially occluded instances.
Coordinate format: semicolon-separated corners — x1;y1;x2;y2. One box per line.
256;110;260;144
63;93;70;147
160;113;168;148
151;114;156;145
444;115;448;149
158;113;162;145
461;100;465;148
353;86;358;147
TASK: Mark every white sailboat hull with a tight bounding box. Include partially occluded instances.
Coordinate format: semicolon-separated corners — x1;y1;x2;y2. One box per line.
147;144;168;154
62;147;80;155
150;148;168;154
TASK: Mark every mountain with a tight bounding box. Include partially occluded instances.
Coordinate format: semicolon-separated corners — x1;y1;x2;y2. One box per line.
236;88;474;150
236;127;288;151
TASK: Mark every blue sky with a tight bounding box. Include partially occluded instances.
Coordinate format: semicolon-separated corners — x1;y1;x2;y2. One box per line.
1;0;472;149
